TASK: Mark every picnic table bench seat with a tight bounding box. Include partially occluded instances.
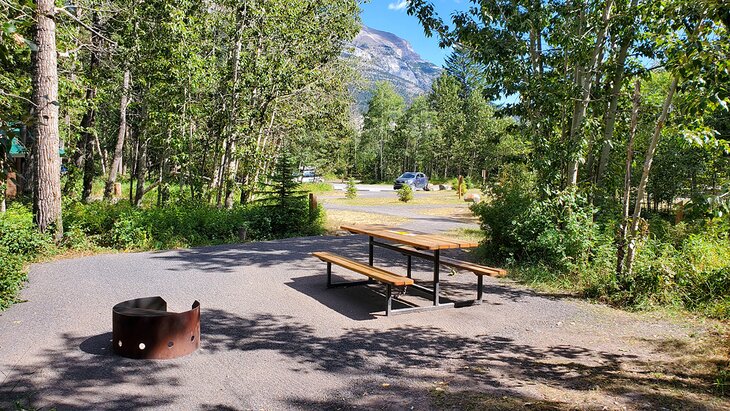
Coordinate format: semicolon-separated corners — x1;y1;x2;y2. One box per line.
392;245;507;277
312;251;414;315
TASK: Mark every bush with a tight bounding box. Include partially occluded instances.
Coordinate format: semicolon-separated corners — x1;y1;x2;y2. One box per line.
472;164;597;270
579;217;730;319
456;177;467;198
62;197;324;250
449;176;476;189
0;249;25;309
345;178;357;199
397;184;413;202
0;204;53;309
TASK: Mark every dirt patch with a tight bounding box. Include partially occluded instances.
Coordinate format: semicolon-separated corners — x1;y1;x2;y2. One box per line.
324;209;409;232
418;206;479;223
420;312;729;410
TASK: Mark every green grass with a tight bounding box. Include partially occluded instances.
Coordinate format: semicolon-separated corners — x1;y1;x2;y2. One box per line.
299;182;334;194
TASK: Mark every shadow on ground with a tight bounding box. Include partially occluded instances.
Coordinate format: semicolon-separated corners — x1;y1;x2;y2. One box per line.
0;332;181;410
2;308;726;410
198;309;726;410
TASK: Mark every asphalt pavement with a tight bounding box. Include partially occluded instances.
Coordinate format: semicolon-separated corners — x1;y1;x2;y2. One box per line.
0;217;708;410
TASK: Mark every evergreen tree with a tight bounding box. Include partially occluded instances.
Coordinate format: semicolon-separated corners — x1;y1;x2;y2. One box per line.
261;148;308;236
444;46;488;99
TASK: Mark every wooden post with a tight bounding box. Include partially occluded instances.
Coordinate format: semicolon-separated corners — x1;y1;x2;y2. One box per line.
309;193;318;220
457;175;464;199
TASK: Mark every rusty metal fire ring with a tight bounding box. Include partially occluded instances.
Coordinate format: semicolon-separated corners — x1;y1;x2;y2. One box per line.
112;296;200;359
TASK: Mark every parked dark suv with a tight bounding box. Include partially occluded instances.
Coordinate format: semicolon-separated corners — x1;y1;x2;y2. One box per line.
393;172;429;190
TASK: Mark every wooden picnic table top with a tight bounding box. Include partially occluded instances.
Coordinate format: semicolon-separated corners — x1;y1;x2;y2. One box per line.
340;224;479;251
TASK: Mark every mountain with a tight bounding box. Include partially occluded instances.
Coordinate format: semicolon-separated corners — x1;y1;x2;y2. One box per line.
345;25;442;111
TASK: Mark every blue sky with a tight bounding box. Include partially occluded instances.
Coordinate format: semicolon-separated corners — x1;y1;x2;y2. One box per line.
360;0;468;67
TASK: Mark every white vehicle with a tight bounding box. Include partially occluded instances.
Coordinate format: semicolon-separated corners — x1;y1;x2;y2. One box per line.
298;168;323;183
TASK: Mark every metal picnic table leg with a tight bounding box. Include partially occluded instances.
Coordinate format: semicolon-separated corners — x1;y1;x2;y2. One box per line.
367;236;376;284
406;255;412;278
433;249;440;306
386;284;392;316
476;275;484;304
368;236;374;266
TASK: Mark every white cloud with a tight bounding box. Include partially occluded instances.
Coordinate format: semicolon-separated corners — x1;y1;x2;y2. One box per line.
388;1;409;11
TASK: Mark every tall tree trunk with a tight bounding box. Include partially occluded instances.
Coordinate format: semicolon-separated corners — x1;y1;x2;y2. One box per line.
80;15;100;203
615;80;641;278
31;0;62;239
596;0;640;187
95;132;106;175
134;136;147;206
80;88;97;202
104;69;130;200
222;8;245;209
129;127;138;204
223;145;238;209
566;0;614;186
623;77;678;278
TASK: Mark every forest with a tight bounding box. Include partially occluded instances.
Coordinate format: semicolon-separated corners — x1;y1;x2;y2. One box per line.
1;0;730;319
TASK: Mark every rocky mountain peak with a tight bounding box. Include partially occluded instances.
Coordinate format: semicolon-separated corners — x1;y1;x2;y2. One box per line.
346;25;442;111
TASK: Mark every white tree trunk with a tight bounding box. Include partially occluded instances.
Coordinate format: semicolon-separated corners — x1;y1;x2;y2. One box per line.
624;77;678;277
566;0;614;186
615;79;641;277
105;69;130;200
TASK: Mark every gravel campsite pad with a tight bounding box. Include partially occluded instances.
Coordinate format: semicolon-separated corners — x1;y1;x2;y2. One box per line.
0;233;727;410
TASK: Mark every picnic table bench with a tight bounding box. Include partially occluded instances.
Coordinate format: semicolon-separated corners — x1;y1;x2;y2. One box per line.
312;252;414;316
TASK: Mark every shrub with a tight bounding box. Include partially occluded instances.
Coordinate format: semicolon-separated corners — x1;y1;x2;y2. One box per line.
345;178;357;199
397;184;413;202
62;194;324;250
582;217;730;319
0;204;53;309
471;164;597;271
0;248;25;310
449;176;475;189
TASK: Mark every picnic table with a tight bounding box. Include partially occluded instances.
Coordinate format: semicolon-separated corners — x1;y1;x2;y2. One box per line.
312;224;506;315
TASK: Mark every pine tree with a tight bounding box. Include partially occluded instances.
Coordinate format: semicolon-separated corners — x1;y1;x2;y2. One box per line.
444;46;488;99
261;148;308;235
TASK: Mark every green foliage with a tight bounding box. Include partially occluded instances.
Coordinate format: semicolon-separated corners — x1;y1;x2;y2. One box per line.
408;0;730;323
63;197;324;250
345;178;357;199
397;183;413;203
300;182;334;194
0;204;53;309
584;219;730;319
359;81;405;181
444;46;488;98
0;248;24;310
717;368;730;396
257;149;321;237
472;165;598;270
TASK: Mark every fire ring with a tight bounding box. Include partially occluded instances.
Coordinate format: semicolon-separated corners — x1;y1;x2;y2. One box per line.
112;296;200;359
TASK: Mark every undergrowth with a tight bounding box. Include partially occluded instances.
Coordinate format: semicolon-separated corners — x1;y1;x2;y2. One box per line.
472;164;730;320
0;198;323;309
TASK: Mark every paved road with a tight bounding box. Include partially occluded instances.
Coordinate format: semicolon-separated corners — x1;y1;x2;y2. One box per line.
0;233;716;410
321;189;480;233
